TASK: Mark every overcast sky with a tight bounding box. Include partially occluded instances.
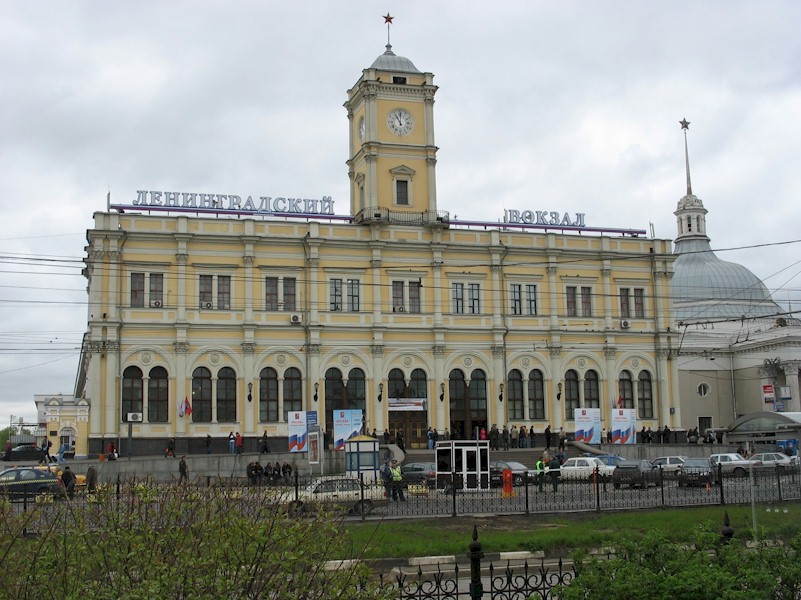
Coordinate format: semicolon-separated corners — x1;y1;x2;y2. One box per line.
2;1;800;427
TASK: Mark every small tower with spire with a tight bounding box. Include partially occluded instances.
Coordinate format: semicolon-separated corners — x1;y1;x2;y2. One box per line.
674;118;709;243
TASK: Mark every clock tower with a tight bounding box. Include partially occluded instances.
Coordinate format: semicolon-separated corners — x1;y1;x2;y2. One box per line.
345;43;440;222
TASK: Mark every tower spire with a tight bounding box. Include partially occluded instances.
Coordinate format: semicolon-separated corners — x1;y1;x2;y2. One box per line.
383;13;394;48
680;118;692;196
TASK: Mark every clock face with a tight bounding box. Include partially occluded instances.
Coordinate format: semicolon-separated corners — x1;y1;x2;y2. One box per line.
386;108;414;136
358;116;365;141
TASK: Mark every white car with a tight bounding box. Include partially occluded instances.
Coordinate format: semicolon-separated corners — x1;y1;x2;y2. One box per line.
558;457;615;480
290;476;387;515
651;456;687;475
708;453;752;476
749;452;795;471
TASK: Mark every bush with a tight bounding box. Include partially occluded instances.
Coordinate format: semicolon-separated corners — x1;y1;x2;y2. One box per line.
0;482;393;599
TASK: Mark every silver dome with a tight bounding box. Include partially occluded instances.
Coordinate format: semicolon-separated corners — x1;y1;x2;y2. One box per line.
370;44;420;73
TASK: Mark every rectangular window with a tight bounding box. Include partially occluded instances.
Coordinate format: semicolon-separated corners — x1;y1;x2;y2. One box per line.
452;283;464;314
217;275;231;310
265;277;279;311
396;180;409;205
283;277;296;312
199;275;213;308
526;284;537;315
409;281;421;313
469;283;481;314
330;279;342;311
511;284;522;315
392;281;404;312
347;279;360;312
566;286;577;316
581;287;592;317
149;273;163;307
634;288;645;318
620;288;631;319
130;273;145;308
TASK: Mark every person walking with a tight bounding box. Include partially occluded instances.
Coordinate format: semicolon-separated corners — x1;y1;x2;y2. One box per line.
544;425;552;450
427;427;435;450
86;464;98;494
61;466;76;498
234;432;243;455
178;455;188;484
557;427;567;451
205;434;212;454
502;425;510;451
260;431;270;455
548;455;561;492
228;432;235;454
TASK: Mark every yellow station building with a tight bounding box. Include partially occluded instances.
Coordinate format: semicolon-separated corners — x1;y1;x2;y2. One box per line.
70;43;679;455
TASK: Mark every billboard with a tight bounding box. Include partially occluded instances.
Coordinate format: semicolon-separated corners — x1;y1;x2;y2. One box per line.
611;409;637;445
333;409;363;451
573;408;601;444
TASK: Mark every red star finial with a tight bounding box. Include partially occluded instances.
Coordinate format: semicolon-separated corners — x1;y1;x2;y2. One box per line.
679;118;690;130
383;13;393;24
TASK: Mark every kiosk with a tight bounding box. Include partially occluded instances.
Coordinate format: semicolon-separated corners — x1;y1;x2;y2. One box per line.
435;440;490;491
344;434;380;483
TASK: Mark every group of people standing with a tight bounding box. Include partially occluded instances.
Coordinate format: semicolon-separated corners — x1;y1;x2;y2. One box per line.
246;460;293;485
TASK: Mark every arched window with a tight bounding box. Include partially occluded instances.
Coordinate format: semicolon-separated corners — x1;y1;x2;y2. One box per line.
388;368;406;399
283;367;302;419
507;369;524;420
408;368;427;399
564;370;579;420
217;367;237;422
259;367;278;422
192;367;212;422
528;369;545;420
638;370;654;419
148;366;168;423
347;368;366;413
618;370;634;409
468;369;487;419
122;366;143;419
584;370;600;409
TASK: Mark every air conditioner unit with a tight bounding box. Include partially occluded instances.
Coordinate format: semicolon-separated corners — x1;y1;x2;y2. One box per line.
127;412;143;422
203;302;213;309
150;300;162;308
290;314;302;324
397;306;405;312
620;319;630;329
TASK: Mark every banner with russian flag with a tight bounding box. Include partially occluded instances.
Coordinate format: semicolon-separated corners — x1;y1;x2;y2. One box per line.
333;409;362;451
611;409;637;444
573;408;601;443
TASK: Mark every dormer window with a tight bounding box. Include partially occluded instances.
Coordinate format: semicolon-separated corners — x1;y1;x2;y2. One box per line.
393;76;407;84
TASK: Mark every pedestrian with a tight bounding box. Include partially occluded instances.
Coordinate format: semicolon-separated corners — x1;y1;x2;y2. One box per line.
396;431;405;452
606;428;613;444
205;434;212;454
529;427;536;448
260;431;270;454
383;429;390;444
535;456;546;492
234;432;243;455
510;425;519;449
380;460;393;498
548;455;561;492
86;464;98;494
544;425;552;450
165;437;176;458
389;459;405;501
58;441;69;463
519;426;528;448
489;424;499;450
557;427;567;451
427;427;435;450
61;466;76;498
443;428;450;441
39;438;48;464
282;461;292;484
601;428;607;445
106;442;117;461
663;425;672;444
371;428;378;439
228;431;235;454
178;455;188;483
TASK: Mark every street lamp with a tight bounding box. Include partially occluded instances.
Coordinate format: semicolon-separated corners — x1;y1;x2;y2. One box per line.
378;383;383;403
313;382;319;402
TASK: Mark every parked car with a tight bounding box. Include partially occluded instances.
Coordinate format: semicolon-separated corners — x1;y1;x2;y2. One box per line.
612;459;661;489
4;444;46;462
709;453;754;476
590;454;627;468
289;476;387;516
749;452;795;472
401;462;437;488
677;457;718;487
651;455;687;476
0;466;64;499
489;461;536;487
559;457;614;480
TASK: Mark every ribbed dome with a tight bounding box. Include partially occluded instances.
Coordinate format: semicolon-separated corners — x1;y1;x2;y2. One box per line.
673;239;781;322
370;44;420;73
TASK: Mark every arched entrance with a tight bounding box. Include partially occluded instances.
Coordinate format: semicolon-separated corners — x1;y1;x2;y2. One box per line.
387;368;429;449
448;368;488;440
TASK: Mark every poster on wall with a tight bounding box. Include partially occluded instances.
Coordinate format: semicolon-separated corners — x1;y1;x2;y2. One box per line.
308;431;320;465
288;411;308;453
611;409;637;444
333;409;363;451
573;408;601;444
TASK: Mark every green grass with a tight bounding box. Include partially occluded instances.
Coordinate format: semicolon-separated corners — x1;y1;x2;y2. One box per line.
342;504;801;560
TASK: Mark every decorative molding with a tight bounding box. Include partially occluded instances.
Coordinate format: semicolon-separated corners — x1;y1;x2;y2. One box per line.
371;345;384;357
548;345;562;358
604;346;617;359
243;255;254;265
307;344;320;356
241;342;256;355
307;257;320;268
491;345;505;358
174;342;189;354
546;266;557;275
601;268;611;278
432;345;445;357
175;253;188;265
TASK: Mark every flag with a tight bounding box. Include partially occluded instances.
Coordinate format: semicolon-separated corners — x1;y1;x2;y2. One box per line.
177;396;185;417
184;397;193;416
617;396;624;409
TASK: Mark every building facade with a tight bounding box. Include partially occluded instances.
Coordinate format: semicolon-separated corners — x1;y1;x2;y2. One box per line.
73;44;679;455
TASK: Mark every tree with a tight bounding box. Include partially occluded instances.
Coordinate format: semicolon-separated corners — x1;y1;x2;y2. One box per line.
0;481;394;599
555;528;801;600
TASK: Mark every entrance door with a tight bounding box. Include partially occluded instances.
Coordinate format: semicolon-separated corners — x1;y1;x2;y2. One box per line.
448;369;488;440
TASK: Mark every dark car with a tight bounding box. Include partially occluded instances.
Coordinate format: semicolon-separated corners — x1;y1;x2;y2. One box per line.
489;461;535;487
0;466;63;500
677;457;718;487
401;462;437;488
611;459;661;489
6;444;46;462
